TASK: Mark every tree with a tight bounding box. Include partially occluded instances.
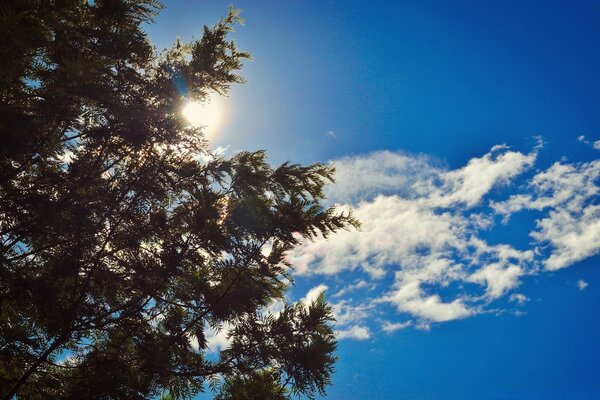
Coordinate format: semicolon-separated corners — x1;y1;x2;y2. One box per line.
0;1;357;399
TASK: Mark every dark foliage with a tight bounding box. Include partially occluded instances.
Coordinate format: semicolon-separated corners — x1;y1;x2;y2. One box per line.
0;1;357;399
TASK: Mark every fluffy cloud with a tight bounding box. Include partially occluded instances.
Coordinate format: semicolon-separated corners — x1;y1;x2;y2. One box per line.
326;146;536;208
467;263;524;299
290;145;599;330
384;281;473;322
331;300;372;327
425;144;536;208
199;322;232;353
335;325;371;340
493;160;600;270
535;205;600;270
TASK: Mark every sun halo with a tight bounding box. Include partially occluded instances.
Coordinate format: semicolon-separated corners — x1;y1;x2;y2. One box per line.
181;95;225;138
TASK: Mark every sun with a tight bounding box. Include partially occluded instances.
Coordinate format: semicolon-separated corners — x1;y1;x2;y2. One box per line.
181;94;225;137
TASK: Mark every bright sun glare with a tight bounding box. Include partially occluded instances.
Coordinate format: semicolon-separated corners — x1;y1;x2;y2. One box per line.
181;94;225;137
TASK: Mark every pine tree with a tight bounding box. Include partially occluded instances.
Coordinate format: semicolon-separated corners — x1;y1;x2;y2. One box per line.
0;1;357;398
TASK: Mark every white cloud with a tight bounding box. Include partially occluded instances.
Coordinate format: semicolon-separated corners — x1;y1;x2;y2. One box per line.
467;263;524;299
291;146;538;324
325;150;440;205
326;146;536;208
381;320;412;333
290;145;599;331
58;149;75;164
331;300;371;327
213;145;229;156
535;205;600;270
509;293;529;304
576;135;600;150
290;194;471;278
335;325;371;340
198;322;232;353
415;322;432;331
196;145;231;164
426;145;536;208
332;279;370;298
261;298;286;317
492;161;600;217
493;160;600;270
301;284;328;307
577;279;588;290
385;282;473;322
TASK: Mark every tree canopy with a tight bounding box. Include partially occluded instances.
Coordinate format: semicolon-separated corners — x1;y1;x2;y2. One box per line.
0;1;357;398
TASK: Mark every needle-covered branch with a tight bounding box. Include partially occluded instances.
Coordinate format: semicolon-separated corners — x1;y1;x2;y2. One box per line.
0;1;357;399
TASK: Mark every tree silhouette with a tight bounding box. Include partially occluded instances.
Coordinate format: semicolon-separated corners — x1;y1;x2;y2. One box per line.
0;1;357;398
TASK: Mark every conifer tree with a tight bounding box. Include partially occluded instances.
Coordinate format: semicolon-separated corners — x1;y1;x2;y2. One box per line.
0;1;356;398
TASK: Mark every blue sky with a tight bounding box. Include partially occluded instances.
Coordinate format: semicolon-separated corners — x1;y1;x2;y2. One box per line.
146;1;600;399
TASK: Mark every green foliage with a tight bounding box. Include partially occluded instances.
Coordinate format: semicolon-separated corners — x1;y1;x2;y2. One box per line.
215;294;337;400
213;370;288;400
0;1;357;399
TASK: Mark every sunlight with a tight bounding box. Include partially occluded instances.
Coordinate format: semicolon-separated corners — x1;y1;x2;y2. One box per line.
181;94;225;137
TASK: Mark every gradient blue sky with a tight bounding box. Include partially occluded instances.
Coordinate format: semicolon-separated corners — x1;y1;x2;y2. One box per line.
146;2;600;399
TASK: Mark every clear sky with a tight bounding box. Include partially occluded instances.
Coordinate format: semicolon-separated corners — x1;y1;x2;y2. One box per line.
146;1;600;399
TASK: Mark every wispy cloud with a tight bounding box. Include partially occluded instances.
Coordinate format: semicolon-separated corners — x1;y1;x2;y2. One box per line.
577;135;600;151
381;320;412;333
335;325;371;340
299;286;372;341
332;279;371;298
509;293;529;304
577;279;588;291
